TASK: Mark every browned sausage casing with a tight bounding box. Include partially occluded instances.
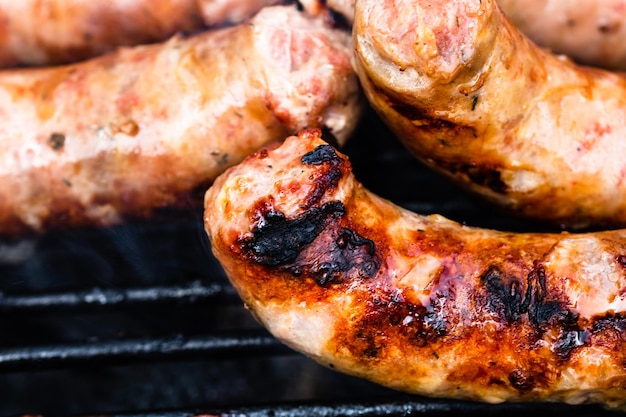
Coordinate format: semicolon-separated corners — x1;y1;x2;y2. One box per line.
204;129;626;408
497;0;626;70
0;0;283;68
0;5;362;236
353;0;626;229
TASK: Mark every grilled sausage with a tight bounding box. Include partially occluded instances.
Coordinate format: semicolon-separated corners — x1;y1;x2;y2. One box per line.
204;128;626;408
302;0;626;71
497;0;626;70
352;0;626;230
0;0;283;68
0;5;362;236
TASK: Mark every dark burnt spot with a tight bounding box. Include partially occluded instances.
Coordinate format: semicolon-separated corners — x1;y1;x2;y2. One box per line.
482;265;578;328
49;133;66;150
240;201;345;267
591;312;626;343
508;369;535;391
301;144;341;165
295;227;380;286
553;330;589;361
481;266;524;324
480;265;584;360
523;267;579;331
242;197;380;287
336;229;375;255
593;312;626;331
300;144;345;209
617;255;626;267
529;299;568;327
422;293;449;337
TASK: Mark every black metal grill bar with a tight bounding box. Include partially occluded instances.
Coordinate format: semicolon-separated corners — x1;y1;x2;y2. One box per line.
0;330;289;371
107;398;623;417
0;280;238;314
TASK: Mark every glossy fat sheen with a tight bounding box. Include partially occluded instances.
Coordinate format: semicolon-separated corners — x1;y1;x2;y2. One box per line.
205;129;626;407
0;5;362;235
353;0;626;229
0;0;282;68
498;0;626;70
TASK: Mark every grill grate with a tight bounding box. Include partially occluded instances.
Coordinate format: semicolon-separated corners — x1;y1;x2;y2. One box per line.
0;281;237;314
0;108;619;416
0;331;287;372
201;399;625;417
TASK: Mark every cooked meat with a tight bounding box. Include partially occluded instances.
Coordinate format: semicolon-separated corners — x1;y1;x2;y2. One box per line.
302;0;626;71
353;0;626;229
0;0;283;68
498;0;626;70
204;128;626;408
0;5;362;236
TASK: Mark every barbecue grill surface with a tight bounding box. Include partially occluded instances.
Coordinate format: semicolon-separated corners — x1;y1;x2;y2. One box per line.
0;108;620;417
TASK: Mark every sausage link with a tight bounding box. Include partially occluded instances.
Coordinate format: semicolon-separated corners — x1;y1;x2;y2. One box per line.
498;0;626;70
204;128;626;408
302;0;626;71
353;0;626;229
0;5;362;236
0;0;283;68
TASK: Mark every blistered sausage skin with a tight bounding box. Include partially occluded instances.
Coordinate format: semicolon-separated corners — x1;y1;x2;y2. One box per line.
0;5;362;236
497;0;626;70
0;0;283;68
204;129;626;408
353;0;626;229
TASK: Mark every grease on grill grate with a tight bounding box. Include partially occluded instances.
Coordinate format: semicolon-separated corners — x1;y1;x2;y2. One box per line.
0;111;616;417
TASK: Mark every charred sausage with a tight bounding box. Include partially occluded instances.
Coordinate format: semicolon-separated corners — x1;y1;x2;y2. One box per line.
353;0;626;229
0;0;283;68
498;0;626;70
0;5;362;236
204;128;626;408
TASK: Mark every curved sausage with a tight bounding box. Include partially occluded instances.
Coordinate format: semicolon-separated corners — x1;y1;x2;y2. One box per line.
302;0;626;71
352;0;626;229
497;0;626;70
0;0;283;68
204;128;626;408
0;5;362;236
